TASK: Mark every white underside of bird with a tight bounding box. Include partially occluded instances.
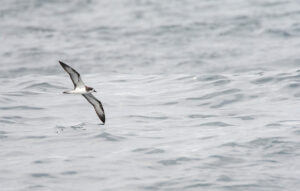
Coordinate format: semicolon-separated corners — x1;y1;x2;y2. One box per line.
63;87;92;94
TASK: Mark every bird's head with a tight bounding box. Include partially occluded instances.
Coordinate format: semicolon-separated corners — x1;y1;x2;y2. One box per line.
86;86;97;93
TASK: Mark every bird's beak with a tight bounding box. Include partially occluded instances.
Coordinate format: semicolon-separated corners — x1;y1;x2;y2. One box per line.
94;90;97;92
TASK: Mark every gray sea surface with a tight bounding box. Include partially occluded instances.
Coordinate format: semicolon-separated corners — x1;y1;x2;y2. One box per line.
1;0;300;190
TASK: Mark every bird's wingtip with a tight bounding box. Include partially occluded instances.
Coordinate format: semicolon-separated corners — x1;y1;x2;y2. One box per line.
59;60;65;65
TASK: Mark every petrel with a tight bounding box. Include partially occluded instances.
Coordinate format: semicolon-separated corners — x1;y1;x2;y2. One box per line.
59;61;105;124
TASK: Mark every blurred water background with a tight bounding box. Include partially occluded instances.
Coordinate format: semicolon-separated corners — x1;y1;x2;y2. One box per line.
0;0;300;190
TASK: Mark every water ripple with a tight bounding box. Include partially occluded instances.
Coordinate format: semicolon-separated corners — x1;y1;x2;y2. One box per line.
94;132;125;142
199;122;233;127
0;106;44;110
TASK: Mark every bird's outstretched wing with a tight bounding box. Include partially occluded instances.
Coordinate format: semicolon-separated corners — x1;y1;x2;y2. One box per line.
82;93;105;124
59;61;85;88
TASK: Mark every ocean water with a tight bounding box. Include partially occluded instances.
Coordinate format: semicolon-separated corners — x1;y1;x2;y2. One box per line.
0;0;300;190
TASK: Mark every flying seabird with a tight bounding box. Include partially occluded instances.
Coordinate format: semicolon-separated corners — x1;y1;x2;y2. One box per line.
59;61;105;124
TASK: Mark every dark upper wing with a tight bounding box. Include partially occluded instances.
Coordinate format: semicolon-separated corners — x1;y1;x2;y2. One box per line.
59;61;85;88
82;93;105;124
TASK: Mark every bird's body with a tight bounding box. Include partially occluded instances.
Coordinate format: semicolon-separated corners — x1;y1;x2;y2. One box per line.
59;61;105;124
63;87;93;94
